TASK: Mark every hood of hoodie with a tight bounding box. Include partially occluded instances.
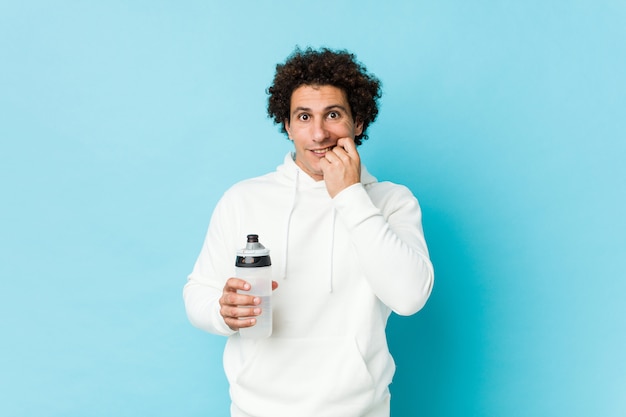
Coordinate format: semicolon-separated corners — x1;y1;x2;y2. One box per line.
275;152;378;292
276;152;378;187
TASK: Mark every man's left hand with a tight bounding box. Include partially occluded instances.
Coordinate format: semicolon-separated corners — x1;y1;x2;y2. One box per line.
320;137;361;198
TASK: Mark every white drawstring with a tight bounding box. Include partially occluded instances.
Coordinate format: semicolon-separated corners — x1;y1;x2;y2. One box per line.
328;207;335;293
281;167;298;280
280;153;335;293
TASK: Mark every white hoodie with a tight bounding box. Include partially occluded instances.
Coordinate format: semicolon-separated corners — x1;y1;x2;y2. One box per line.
184;152;434;417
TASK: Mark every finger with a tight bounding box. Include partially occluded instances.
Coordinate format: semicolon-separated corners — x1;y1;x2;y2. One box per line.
329;146;349;164
224;316;257;330
334;137;359;160
224;277;251;292
221;305;262;320
336;137;357;153
324;151;337;164
319;154;333;171
221;292;261;308
272;281;279;291
221;304;262;331
326;146;347;164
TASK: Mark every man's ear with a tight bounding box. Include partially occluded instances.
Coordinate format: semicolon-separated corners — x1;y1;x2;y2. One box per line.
284;119;292;140
355;119;364;137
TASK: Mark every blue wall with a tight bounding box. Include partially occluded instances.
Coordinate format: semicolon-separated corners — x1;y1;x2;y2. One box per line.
1;1;624;416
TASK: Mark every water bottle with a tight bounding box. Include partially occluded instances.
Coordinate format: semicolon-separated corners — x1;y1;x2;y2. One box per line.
236;234;272;338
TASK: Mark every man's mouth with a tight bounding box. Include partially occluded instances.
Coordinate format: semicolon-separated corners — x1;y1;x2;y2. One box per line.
311;147;333;155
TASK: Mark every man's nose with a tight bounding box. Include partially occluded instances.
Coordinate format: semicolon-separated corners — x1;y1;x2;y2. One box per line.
311;119;330;142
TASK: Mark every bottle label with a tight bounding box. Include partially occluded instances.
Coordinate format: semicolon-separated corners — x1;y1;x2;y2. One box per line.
235;255;271;268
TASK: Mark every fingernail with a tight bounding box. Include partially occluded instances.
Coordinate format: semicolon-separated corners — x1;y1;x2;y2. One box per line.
253;308;261;315
254;297;260;305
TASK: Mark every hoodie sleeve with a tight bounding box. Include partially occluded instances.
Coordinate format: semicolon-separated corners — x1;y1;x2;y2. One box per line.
332;182;434;316
183;192;238;336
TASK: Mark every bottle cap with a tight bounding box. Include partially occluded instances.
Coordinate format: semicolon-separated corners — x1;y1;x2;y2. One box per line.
236;234;271;267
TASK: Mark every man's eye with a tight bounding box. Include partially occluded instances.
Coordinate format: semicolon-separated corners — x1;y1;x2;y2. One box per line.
298;114;310;121
328;111;340;119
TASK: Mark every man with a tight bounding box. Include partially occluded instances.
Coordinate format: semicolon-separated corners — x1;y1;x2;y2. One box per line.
184;47;434;417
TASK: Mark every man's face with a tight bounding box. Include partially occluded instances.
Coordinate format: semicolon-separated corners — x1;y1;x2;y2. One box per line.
285;84;363;181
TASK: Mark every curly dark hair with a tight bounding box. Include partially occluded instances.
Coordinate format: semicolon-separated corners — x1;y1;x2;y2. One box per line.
267;47;382;146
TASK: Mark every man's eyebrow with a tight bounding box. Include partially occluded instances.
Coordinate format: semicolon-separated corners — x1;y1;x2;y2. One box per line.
291;106;311;115
325;105;349;112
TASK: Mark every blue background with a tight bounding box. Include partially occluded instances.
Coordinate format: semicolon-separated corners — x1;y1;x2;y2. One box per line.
1;1;625;416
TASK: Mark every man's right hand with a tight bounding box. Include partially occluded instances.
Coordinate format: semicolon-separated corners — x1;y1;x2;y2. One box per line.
219;278;278;331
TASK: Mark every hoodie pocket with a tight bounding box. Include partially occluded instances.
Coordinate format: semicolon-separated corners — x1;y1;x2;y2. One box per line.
231;337;375;416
